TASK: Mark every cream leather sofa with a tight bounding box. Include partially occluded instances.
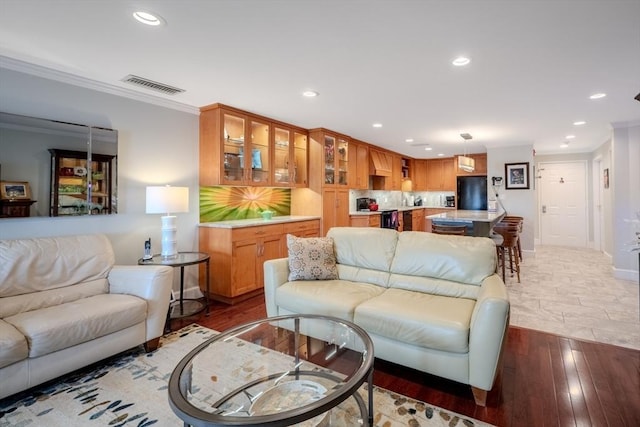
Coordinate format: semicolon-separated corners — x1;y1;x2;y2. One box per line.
264;227;510;406
0;234;173;399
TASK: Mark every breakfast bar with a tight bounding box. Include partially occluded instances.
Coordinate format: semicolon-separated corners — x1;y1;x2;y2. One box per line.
427;209;506;237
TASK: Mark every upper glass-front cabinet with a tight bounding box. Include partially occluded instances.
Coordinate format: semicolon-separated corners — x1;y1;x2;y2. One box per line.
221;112;271;186
322;133;349;186
274;127;308;187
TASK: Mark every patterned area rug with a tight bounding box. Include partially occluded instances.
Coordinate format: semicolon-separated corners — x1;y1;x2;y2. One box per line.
0;325;492;427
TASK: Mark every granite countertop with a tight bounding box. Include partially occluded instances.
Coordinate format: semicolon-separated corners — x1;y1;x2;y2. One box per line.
426;209;505;222
199;215;320;229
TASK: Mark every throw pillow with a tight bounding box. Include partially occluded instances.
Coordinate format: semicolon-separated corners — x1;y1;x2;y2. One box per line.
287;234;338;281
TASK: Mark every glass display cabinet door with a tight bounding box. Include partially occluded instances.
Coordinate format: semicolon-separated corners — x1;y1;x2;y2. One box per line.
222;113;246;185
324;135;336;185
274;127;291;185
293;132;308;186
249;119;270;185
337;138;349;186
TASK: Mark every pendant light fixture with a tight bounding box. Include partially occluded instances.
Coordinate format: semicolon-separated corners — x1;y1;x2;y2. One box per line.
458;133;475;172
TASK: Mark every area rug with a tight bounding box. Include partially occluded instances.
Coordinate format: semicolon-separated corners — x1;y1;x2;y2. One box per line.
0;324;492;427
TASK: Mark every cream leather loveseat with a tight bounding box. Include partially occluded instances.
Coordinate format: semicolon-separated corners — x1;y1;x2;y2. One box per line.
0;234;173;399
264;227;510;406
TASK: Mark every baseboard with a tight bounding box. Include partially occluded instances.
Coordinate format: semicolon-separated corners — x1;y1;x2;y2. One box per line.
522;248;535;259
613;267;640;284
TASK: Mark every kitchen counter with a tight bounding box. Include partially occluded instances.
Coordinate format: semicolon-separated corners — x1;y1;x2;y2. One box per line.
350;206;452;216
199;215;320;229
426;209;505;237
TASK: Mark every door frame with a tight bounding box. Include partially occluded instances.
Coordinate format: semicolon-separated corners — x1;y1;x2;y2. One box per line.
537;160;590;247
592;156;604;251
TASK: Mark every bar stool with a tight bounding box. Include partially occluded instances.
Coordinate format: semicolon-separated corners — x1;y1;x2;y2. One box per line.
432;224;467;236
493;222;520;283
501;216;524;262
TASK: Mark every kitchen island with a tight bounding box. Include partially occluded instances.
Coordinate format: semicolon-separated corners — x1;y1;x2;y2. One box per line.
426;209;505;237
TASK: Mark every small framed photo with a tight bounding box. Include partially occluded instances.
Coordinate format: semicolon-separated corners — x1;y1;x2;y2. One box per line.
504;163;530;190
0;181;32;199
604;168;609;189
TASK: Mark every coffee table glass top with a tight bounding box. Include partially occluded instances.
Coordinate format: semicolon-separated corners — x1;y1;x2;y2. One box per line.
168;314;374;426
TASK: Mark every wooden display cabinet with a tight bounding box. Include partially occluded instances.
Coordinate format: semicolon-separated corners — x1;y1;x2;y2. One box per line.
273;125;309;187
309;128;351;188
49;149;114;217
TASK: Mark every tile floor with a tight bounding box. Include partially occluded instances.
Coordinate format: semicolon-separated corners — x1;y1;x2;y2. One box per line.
505;245;640;350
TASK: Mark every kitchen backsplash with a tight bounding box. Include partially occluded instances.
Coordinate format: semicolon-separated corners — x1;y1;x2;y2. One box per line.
350;189;455;211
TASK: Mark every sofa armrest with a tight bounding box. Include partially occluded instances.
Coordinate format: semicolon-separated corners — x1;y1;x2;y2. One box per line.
108;265;173;342
468;274;510;391
263;258;289;317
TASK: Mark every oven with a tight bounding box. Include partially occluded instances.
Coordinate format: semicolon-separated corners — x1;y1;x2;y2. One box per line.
381;210;399;230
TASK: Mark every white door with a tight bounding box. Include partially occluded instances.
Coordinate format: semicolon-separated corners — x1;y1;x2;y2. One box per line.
539;161;588;247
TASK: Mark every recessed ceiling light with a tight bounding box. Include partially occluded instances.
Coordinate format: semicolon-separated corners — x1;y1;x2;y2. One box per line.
560;142;569;148
437;153;444;157
372;123;383;128
424;146;433;151
302;90;319;97
573;121;586;126
565;135;576;139
405;138;414;143
452;56;471;66
589;93;607;99
133;11;165;26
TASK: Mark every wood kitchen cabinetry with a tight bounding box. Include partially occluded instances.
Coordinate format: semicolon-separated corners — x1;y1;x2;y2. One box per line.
273;125;309;187
412;208;426;232
351;140;369;189
309;128;351;188
350;213;381;228
199;219;319;303
455;153;487;176
425;157;456;191
322;188;350;235
413;159;428;191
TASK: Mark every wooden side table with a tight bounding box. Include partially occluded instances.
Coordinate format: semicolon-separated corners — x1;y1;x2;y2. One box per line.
138;252;211;324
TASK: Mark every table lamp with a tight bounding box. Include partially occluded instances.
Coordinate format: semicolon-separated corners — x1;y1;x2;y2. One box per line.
145;186;189;259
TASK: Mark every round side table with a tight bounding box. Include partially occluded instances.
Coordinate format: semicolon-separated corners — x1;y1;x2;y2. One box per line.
138;252;210;323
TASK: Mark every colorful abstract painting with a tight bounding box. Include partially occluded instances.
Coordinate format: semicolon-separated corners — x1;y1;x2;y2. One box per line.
200;186;291;222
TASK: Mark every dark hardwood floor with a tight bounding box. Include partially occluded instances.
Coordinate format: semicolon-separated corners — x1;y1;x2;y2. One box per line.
171;295;640;426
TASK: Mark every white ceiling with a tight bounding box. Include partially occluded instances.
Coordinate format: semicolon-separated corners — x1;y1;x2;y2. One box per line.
1;0;638;159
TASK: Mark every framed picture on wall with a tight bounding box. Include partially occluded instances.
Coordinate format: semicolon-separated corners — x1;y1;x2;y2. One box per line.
604;168;609;189
0;181;32;199
504;163;530;189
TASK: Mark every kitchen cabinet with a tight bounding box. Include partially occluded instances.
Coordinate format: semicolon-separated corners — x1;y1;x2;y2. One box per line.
308;129;351;188
322;188;350;235
49;149;115;217
350;214;381;228
412;208;425;232
456;153;487;176
273;125;309;187
413;160;428;191
425;157;456;191
372;152;403;190
352;140;369;189
283;219;320;240
199;223;277;303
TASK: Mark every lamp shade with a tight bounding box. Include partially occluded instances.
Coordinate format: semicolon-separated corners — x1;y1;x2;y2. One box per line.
458;155;475;173
146;186;189;215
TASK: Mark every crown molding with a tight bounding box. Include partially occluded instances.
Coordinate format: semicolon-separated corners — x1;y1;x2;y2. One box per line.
0;55;200;115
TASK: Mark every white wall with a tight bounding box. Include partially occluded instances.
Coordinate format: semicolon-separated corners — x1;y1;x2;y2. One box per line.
611;123;640;280
0;68;202;294
487;144;535;254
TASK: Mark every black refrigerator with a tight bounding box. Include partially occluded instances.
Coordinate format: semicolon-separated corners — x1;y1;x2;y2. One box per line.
457;176;488;210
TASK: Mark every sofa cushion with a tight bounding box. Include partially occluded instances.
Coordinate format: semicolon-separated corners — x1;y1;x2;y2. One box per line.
287;235;338;281
5;294;146;358
327;227;398;272
0;319;28;369
0;278;109;319
354;288;475;353
390;232;496;286
276;280;385;321
0;234;114;298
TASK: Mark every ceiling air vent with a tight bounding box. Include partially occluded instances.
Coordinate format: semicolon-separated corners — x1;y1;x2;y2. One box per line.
121;75;185;95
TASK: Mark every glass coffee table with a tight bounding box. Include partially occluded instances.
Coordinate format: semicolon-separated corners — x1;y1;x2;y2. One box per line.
168;314;374;426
